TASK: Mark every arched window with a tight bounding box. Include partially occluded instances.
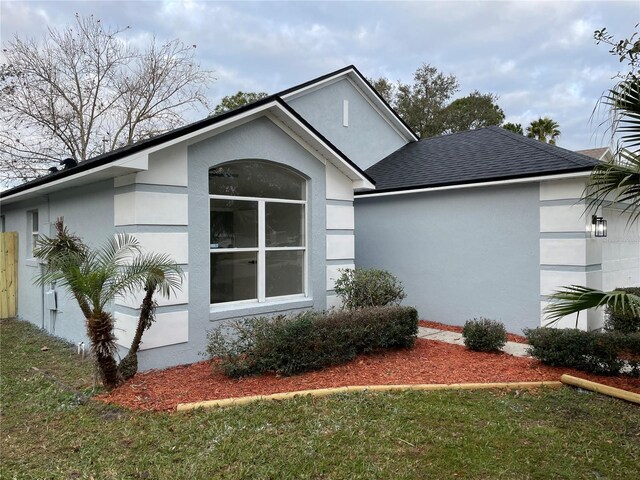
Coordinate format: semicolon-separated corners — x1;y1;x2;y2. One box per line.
209;161;306;304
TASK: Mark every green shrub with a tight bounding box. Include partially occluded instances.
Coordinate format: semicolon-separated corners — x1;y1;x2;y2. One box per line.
462;318;507;352
605;287;640;334
205;306;418;377
524;328;640;376
334;268;406;310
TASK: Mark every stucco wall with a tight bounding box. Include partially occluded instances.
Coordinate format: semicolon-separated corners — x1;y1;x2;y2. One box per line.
119;116;340;370
0;180;114;342
286;78;408;170
354;184;541;334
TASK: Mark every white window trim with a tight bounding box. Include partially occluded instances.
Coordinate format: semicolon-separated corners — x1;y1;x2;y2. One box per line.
27;210;39;259
209;192;308;307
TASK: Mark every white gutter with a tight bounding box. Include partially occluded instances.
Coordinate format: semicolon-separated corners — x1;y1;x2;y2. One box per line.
356;170;592;199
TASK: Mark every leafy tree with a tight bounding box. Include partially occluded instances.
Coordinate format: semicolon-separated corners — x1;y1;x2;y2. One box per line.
545;27;640;325
440;91;505;134
370;64;459;138
211;91;269;116
34;219;183;389
526;117;561;145
368;77;395;105
370;65;506;138
594;25;639;78
502;122;524;135
0;14;213;186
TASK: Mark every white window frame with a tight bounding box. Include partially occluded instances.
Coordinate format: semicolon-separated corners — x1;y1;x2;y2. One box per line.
209;192;308;306
27;210;38;258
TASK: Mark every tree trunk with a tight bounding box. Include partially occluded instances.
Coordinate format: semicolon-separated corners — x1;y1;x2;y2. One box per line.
86;311;120;389
118;286;156;381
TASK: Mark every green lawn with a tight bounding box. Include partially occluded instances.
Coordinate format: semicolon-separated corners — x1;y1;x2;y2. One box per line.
1;318;638;479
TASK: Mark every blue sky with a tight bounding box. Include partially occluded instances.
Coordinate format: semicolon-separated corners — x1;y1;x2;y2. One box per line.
1;0;638;150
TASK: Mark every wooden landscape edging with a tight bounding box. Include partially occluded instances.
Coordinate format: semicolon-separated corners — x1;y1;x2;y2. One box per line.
176;380;563;411
0;232;18;319
561;374;640;404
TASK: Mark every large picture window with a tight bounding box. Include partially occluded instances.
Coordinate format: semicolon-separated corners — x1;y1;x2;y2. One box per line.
209;161;306;305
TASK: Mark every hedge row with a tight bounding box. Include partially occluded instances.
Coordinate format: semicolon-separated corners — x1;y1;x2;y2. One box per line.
205;306;419;377
525;327;640;376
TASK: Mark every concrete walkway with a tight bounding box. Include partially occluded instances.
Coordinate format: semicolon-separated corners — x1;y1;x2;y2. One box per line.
417;327;530;358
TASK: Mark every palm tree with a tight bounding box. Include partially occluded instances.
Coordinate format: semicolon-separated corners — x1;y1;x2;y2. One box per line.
526;117;561;145
502;122;524;135
545;77;640;324
34;219;183;389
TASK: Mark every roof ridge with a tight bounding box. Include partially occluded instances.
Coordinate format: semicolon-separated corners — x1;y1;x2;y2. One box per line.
489;126;597;168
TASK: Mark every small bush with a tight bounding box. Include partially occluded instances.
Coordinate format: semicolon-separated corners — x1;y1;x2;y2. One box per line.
334;268;406;310
462;318;507;352
604;287;640;334
205;306;418;377
525;328;640;376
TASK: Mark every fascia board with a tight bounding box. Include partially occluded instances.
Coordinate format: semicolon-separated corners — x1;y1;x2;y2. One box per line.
356;171;593;199
1;154;149;204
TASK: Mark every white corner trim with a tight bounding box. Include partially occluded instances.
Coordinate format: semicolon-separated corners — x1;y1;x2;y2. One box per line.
114;191;188;226
356;171;592;199
116;272;190;308
326;263;354;290
114;310;188;350
326;234;355;260
326;205;354;230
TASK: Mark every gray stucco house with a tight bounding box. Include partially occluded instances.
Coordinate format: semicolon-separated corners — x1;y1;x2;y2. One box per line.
1;65;638;370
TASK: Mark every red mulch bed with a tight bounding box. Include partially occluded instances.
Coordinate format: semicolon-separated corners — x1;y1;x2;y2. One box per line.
98;339;640;412
419;320;529;344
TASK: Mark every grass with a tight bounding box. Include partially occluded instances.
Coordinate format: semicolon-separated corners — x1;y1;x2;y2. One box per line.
1;318;639;479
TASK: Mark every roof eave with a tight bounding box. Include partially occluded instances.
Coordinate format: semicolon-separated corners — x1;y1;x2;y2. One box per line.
1;99;374;204
356;168;594;198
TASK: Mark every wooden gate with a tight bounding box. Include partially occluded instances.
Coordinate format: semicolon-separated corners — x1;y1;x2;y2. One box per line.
1;232;18;318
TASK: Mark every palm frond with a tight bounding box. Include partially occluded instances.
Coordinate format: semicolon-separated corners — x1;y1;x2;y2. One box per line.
95;233;141;270
544;285;640;326
602;78;640;152
104;253;183;307
585;150;640;224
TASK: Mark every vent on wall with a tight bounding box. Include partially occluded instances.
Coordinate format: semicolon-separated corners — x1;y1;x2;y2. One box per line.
343;99;349;127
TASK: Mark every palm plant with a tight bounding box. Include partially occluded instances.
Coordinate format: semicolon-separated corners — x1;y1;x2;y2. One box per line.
526;117;561;144
34;219;183;389
545;76;640;325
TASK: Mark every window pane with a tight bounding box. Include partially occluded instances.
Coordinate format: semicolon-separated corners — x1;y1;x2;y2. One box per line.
209;161;305;200
266;203;304;247
32;211;38;232
266;250;304;297
210;199;257;248
211;252;257;303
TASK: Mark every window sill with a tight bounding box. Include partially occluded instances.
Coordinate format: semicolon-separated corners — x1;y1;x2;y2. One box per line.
209;296;314;322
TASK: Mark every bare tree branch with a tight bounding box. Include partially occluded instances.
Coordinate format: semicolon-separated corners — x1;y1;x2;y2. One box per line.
0;14;214;187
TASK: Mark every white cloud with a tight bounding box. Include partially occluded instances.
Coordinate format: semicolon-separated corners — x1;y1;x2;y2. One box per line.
0;0;636;150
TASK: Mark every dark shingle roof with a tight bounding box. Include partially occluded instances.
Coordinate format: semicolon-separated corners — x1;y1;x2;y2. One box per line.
362;126;599;194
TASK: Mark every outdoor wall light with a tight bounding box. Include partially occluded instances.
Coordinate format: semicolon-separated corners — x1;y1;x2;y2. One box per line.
592;215;607;238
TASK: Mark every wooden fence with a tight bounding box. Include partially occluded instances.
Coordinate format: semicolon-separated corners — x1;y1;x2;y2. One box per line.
1;232;18;318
